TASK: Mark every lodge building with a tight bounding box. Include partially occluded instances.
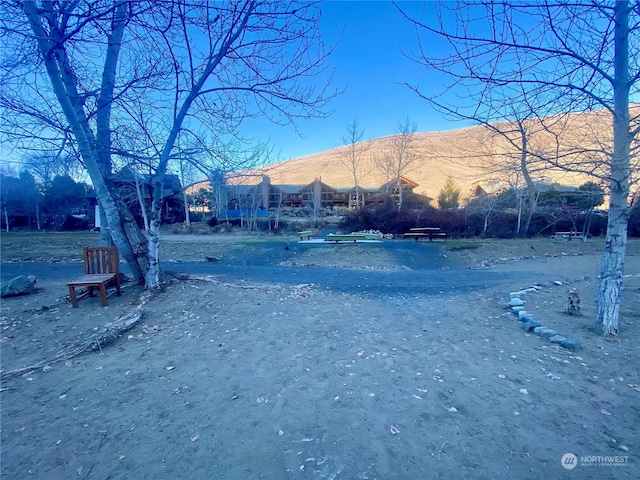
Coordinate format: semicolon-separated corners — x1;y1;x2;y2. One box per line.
188;175;427;215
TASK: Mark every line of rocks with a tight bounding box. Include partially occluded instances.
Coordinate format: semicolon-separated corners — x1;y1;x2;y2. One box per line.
505;277;591;351
471;252;588;269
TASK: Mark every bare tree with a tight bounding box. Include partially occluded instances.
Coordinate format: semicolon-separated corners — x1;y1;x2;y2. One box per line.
398;1;640;335
401;60;569;237
271;188;285;230
466;193;505;237
302;177;324;227
3;1;337;288
133;173;151;233
375;118;420;211
176;157;198;228
337;120;370;210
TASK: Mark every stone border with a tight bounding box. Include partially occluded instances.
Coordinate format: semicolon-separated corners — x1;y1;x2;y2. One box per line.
471;252;589;269
505;277;592;351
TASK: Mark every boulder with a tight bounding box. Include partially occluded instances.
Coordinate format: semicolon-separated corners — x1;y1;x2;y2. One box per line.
1;275;38;298
560;338;582;351
518;311;532;321
539;328;560;339
549;335;567;344
522;319;541;332
508;297;525;307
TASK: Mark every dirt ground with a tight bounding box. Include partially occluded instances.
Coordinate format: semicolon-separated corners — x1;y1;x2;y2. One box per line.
1;233;639;479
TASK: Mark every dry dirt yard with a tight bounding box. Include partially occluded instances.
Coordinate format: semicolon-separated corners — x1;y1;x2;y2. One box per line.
1;232;639;479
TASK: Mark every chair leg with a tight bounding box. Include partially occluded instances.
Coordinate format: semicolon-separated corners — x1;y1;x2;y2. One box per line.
68;285;79;308
99;283;108;306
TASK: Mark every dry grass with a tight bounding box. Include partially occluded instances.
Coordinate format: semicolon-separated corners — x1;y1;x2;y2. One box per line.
2;230;640;267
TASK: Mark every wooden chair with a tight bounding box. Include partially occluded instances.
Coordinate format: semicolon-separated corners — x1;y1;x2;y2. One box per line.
68;246;121;308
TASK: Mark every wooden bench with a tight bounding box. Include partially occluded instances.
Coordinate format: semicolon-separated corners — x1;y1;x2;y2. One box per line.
325;233;369;243
297;230;313;240
67;246;121;308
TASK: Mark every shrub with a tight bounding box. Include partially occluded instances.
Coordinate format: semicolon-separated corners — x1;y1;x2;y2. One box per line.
62;215;89;231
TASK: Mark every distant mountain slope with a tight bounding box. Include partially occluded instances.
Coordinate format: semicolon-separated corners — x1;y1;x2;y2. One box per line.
251;107;638;202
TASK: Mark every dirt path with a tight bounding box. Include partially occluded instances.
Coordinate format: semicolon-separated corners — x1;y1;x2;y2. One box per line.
1;236;639;479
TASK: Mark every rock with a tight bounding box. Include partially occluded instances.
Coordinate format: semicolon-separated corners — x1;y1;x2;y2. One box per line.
554;281;564;286
533;326;546;334
518;310;530;321
511;306;525;314
549;335;567;344
560;338;582;351
509;298;525;307
522;319;541;332
1;275;38;297
539;328;560;339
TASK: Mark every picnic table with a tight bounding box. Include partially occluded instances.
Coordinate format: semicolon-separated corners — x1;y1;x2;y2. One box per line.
297;230;313;240
403;227;447;242
552;231;583;240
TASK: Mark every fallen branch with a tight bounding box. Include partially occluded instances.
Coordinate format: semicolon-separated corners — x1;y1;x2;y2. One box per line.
186;273;292;292
1;290;155;381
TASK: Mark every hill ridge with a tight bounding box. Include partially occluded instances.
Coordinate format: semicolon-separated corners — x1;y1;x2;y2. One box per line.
237;107;638;202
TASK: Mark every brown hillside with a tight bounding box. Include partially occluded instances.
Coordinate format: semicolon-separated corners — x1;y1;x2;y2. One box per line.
246;107;639;202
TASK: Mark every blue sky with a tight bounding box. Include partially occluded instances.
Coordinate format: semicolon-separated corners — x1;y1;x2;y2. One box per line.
243;1;465;163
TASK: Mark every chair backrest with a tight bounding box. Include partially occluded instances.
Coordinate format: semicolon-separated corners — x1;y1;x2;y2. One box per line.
83;246;119;275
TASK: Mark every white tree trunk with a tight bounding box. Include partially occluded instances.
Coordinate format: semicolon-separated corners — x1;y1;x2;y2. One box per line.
135;175;150;232
23;2;147;284
182;190;191;227
145;180;164;288
593;1;630;335
35;201;40;230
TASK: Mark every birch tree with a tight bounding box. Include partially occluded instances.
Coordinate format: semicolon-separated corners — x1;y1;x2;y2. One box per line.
337;120;370;210
399;0;640;335
375;118;419;211
2;1;336;288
